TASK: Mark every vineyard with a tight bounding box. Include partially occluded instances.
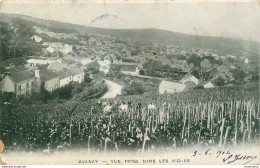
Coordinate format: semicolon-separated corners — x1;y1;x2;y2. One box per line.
0;83;259;153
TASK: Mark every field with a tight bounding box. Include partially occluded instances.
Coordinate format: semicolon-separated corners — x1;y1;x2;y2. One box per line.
1;83;259;153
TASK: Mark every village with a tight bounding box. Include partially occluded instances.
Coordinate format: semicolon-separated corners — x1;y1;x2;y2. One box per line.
0;24;257;99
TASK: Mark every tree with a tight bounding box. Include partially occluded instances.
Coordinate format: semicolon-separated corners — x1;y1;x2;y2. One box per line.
214;77;225;86
84;72;92;83
40;82;50;103
56;84;73;100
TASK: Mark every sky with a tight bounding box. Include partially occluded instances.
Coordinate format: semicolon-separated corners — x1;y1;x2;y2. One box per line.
1;0;260;42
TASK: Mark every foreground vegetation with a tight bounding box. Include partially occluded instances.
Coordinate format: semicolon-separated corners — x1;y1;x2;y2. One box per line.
0;83;259;152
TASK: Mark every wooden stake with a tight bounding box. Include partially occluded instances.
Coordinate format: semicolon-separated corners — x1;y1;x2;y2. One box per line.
182;107;187;139
218;118;225;147
223;126;230;147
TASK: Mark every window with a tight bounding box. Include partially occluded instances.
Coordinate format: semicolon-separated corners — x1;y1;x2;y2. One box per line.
70;76;72;80
18;85;21;92
26;82;29;88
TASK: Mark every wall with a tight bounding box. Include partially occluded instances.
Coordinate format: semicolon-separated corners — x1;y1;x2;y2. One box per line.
16;78;34;96
45;77;59;92
1;76;15;93
60;76;72;87
72;73;84;83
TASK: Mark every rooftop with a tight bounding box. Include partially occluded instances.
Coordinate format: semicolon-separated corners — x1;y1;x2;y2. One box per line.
9;70;35;84
39;69;59;82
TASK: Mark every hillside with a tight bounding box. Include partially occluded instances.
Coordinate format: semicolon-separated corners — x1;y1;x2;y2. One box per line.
0;12;260;59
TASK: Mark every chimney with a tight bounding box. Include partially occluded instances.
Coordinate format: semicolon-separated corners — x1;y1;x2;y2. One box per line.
35;69;40;78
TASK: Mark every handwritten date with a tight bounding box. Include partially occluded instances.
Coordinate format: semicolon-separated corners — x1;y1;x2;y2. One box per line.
193;149;257;165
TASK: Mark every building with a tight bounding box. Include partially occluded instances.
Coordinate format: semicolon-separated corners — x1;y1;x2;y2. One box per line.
47;62;68;72
227;55;237;59
203;81;215;88
27;59;57;67
114;62;142;75
46;43;72;54
180;74;199;85
98;61;111;74
34;69;59;92
31;35;42;43
159;80;186;94
68;68;84;86
245;58;249;64
57;70;73;87
58;68;84;87
1;70;35;96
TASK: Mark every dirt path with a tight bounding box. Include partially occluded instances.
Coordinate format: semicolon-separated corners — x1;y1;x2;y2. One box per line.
102;79;122;99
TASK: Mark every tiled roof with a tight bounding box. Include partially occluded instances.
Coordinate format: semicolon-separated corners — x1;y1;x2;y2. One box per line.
57;68;83;79
39;69;59;82
10;70;35;84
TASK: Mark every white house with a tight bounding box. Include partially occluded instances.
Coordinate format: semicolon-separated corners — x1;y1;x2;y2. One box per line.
98;60;111;74
31;35;42;43
27;59;57;67
46;43;73;54
245;58;249;64
57;68;84;87
204;81;215;88
114;62;141;75
180;74;199;85
71;68;84;84
1;70;35;96
159;80;186;94
227;55;237;59
34;69;60;92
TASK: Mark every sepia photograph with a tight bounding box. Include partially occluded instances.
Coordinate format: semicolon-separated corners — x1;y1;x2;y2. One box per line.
0;0;259;166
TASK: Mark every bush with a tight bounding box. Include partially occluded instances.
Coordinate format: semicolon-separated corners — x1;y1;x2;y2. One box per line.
123;84;144;95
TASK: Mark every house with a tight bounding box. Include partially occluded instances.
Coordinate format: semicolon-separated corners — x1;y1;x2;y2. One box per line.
114;62;142;75
98;61;111;74
47;62;68;72
180;74;199;85
117;64;139;75
159;80;186;94
245;58;249;64
1;70;35;96
57;70;73;87
70;68;84;84
227;55;237;59
31;35;42;43
204;67;218;80
46;43;72;54
203;81;215;88
57;68;84;87
27;59;57;67
34;69;59;92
